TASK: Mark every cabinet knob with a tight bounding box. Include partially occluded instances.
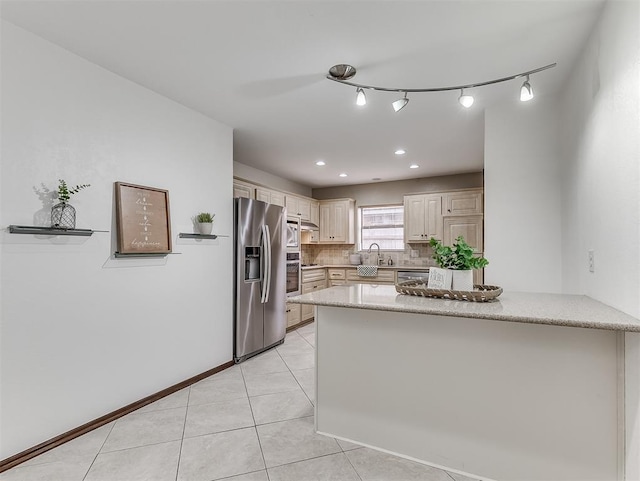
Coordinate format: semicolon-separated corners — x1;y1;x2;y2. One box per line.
448;209;451;212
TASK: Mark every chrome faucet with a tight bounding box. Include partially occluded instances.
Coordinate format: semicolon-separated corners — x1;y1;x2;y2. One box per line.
367;242;381;265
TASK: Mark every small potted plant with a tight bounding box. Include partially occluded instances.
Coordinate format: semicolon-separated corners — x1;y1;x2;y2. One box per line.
51;179;90;229
194;212;215;235
428;236;488;291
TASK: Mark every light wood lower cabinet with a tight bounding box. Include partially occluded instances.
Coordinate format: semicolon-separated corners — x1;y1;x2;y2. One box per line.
286;302;301;328
301;268;327;322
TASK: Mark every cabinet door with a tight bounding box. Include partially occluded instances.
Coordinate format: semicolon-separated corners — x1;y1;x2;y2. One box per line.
233;181;254;199
319;203;333;242
270;191;286;207
443;215;483;252
285;196;298;217
331;201;348;242
310;201;319;226
444;191;483;215
404;195;427;242
286;303;301;328
424;195;443;240
256;188;271;204
298;198;311;220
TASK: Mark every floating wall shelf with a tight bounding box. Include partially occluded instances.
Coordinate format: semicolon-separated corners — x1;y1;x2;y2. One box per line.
178;233;229;240
8;225;107;236
114;252;181;259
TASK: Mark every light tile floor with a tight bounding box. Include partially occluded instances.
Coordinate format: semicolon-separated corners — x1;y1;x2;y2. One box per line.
0;322;480;481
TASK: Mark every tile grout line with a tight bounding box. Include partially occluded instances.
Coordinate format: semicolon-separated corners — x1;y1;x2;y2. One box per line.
174;387;192;481
342;449;365;481
81;420;116;481
240;362;271;480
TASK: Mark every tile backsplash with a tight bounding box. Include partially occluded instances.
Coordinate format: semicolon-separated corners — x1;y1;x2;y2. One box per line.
301;244;437;267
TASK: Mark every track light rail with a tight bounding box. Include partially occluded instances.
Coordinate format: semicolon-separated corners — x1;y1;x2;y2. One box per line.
326;63;557;93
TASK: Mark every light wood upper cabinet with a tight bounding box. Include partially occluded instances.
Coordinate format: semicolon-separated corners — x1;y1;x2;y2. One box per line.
256;187;285;207
443;215;483;252
310;200;319;226
319;199;355;244
233;180;255;199
404;194;443;243
286;195;312;220
443;190;483;216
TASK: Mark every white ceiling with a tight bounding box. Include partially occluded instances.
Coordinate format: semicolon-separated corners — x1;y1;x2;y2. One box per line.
1;0;604;188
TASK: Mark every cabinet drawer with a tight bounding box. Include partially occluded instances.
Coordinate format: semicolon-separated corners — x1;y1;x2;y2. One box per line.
301;268;326;283
346;269;395;283
327;268;346;280
302;280;326;293
330;280;347;286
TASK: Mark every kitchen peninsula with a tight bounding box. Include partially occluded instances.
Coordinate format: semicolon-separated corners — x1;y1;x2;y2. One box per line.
288;284;640;481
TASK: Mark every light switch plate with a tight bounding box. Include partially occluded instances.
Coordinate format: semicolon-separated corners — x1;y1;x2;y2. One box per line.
588;250;594;273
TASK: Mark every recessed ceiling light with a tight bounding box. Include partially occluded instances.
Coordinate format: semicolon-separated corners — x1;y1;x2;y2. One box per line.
315;160;326;166
339;173;348;177
395;149;406;155
409;164;419;169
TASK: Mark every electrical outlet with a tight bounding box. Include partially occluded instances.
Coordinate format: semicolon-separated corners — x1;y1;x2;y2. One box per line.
588;250;595;273
410;250;419;258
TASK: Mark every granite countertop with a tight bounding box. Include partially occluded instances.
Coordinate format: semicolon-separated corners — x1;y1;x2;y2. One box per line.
287;284;640;332
301;264;431;271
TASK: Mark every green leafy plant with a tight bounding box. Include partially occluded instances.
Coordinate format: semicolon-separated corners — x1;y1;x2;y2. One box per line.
57;179;90;204
429;236;488;270
195;212;215;223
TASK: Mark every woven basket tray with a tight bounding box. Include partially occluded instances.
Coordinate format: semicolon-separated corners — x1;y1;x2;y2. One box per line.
395;280;503;302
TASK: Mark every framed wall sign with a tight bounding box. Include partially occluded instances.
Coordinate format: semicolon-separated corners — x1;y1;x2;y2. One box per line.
115;182;172;255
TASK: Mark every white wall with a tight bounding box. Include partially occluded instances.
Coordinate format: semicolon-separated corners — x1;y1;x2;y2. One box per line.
234;161;312;197
560;0;640;318
484;96;563;293
0;21;234;459
557;3;640;477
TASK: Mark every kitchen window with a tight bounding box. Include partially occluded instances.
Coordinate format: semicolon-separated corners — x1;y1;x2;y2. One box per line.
359;205;404;250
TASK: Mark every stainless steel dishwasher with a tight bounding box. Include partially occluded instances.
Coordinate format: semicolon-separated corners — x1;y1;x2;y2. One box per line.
396;269;430;284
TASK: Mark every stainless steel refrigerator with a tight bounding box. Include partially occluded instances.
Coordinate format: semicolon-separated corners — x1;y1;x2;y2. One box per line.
234;197;286;363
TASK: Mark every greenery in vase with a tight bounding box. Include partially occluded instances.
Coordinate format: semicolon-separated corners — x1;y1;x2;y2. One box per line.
429;236;489;270
57;179;90;204
195;212;215;223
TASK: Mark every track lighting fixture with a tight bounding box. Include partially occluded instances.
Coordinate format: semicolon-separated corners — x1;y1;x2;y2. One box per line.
327;63;555;112
520;75;534;102
458;89;474;108
392;92;409;113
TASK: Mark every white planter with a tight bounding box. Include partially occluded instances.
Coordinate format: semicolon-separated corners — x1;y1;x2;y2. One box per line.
196;222;213;235
451;269;474;291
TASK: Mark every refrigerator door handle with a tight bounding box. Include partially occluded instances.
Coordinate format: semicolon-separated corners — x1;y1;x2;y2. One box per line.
264;225;272;303
261;224;271;304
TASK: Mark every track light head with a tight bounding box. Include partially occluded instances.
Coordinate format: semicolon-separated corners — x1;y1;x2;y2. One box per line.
458;89;474;108
392;92;409;112
356;87;367;106
520;75;534;102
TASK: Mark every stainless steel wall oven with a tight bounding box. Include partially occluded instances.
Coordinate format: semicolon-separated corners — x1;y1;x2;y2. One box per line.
286;251;301;296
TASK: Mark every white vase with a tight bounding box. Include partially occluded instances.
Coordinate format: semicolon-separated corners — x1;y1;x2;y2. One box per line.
451;269;474;291
196;222;213;235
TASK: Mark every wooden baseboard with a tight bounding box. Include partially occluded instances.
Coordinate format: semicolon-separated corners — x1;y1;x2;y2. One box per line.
0;360;235;473
286;318;314;333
